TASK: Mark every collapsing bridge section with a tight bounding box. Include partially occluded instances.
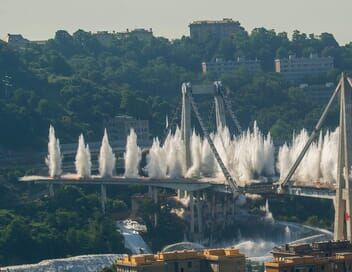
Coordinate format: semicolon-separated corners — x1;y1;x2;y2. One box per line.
180;82;242;194
278;74;352;242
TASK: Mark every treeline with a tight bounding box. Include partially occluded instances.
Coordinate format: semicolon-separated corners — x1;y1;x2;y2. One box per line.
0;178;126;265
0;171;185;266
1;27;352;149
0;26;349;266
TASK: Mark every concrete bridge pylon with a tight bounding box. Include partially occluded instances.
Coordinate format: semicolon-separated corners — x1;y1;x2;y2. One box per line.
278;73;352;242
180;82;241;195
334;74;352;241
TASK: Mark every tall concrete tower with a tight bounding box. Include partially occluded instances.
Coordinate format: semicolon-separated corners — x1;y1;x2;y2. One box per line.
181;83;192;170
214;82;227;130
334;74;352;241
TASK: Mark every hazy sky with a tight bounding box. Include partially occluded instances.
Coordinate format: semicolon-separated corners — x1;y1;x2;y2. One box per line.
1;0;352;44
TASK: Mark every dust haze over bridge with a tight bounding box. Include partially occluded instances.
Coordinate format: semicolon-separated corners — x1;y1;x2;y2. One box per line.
22;73;352;242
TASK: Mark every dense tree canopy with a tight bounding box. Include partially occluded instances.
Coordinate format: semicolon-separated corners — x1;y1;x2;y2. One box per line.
0;179;126;266
0;26;351;267
1;27;351;149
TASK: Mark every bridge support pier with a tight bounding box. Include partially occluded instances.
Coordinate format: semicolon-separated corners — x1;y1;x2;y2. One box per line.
223;195;228;228
189;191;195;238
48;183;54;197
177;189;187;199
101;184;107;214
153;187;158;227
210;194;216;244
148;185;153;198
196;191;203;241
334;74;352;241
231;195;235;217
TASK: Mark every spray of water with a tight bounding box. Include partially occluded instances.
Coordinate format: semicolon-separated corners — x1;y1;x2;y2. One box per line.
216;122;275;185
44;120;340;187
201;136;216;177
45;125;62;178
285;225;291;242
98;129;116;177
145;138;167;178
75;134;91;178
144;122;275;184
124;129;142;178
166;127;186;178
277;128;339;185
260;199;274;222
186;131;202;178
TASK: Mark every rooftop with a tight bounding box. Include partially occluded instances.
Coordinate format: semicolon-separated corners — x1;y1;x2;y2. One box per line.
117;248;243;266
190;18;240;25
272;240;352;257
275;54;334;62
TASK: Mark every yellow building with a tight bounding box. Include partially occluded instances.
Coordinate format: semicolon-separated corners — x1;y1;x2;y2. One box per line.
266;250;352;272
116;248;245;272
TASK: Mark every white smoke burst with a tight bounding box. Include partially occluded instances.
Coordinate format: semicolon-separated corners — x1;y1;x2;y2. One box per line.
99;129;116;177
46;121;339;187
165;127;186;178
45;125;62;178
277;128;339;185
145;138;167;178
124;129;142;178
75;134;91;178
144;122;275;185
185;131;202;178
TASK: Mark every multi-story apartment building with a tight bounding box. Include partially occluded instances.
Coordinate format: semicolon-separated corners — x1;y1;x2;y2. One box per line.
3;34;29;49
94;28;153;45
117;28;153;41
2;33;47;49
105;115;150;145
275;54;334;82
299;82;335;105
116;248;245;272
202;57;261;75
189;18;244;42
265;240;352;272
94;31;116;45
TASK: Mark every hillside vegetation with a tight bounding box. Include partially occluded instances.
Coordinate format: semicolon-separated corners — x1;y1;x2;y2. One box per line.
0;26;350;265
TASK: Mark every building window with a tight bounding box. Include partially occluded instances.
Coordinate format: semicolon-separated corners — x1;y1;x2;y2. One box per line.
188;261;192;268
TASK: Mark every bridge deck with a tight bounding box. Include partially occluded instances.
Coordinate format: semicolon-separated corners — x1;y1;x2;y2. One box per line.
20;175;277;194
20;175;337;199
20;175;227;192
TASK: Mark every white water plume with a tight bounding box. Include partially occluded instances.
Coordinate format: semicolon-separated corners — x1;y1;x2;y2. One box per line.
320;129;339;184
229;122;275;185
165;128;186;178
99;129;116;177
45;125;62;178
277;128;339;185
124;129;141;178
145;138;167;178
75;134;91;178
261;199;274;222
186;131;202;178
142;122;275;184
146;127;186;179
200;137;216;177
285;225;291;242
263;133;275;176
234;240;276;259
